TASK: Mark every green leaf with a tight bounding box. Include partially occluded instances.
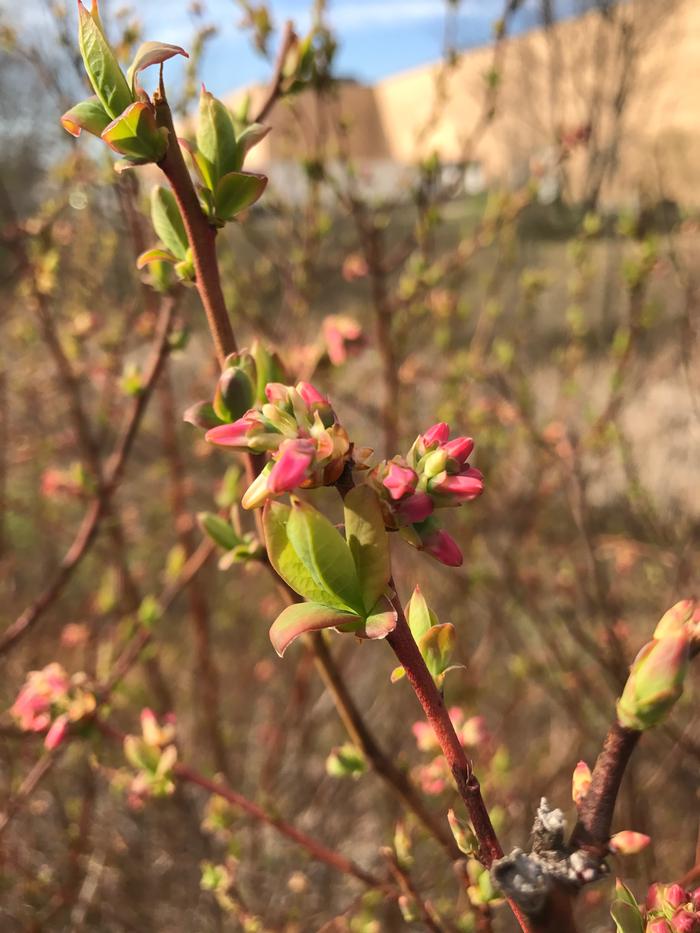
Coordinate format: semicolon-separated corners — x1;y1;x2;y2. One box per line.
150;186;188;260
197;87;238;185
197;512;241;551
417;622;456;678
263;500;341;606
214;171;267;221
101;101;167;163
287;498;364;614
232;122;270;170
60;95;111;138
406;586;438;639
78;0;133;119
269;602;359;657
610;902;644;933
126;41;188;93
343;485;391;614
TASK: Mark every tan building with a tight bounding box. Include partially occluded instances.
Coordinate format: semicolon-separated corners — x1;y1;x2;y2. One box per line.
234;0;700;206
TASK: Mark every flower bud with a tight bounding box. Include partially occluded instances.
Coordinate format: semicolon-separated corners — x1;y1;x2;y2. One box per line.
647;921;672;933
571;760;592;805
396;492;434;524
443;436;475;464
267;439;315;494
423;448;449;478
422;422;450;447
421;529;463;567
671;909;699;933
214;367;255;422
654;600;696;638
432;472;484;501
44;714;69;751
617;633;689;731
383;462;418;500
609;830;651;855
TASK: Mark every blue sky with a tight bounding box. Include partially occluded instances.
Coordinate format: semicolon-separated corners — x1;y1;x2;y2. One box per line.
6;0;560;98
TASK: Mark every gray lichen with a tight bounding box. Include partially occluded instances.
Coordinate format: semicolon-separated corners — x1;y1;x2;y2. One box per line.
490;798;608;918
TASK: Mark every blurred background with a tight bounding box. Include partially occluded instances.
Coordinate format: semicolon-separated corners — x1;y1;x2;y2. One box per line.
0;0;698;930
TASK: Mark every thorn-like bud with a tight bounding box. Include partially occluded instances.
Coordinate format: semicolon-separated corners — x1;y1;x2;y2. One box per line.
571;760;592;806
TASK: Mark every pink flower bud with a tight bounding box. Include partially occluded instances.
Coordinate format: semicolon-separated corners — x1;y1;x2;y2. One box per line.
667;885;690;909
296;382;327;406
422;422;450;447
396;492;434;524
205;412;258;447
609;830;651;855
433;472;484;501
44;714;69;750
654;599;696;638
421;529;463;567
267;440;315;494
617;632;689;731
647;921;672;933
443;436;475;464
382;462;418;500
671;910;699;933
572;760;592;805
264;382;289;403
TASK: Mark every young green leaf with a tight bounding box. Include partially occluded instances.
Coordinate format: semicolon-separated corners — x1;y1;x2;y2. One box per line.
405;585;438;639
150;186;188;260
197;88;238;185
78;0;133;120
101;101;167;163
232;123;271;170
197;512;241;551
214;172;267;222
263;501;342;606
60;96;111;138
136;248;177;269
269;602;359;657
610;901;644;933
343;485;390;614
126;41;189;94
286;498;364;614
417;622;456;679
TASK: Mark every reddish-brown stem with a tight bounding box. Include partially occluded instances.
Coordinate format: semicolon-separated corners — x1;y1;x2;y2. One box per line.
154;88;236;366
252;21;296;124
385;595;533;932
570;720;641;848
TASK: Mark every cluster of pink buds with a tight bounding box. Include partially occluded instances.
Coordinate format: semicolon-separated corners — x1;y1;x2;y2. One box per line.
645;883;700;932
412;708;492;795
206;382;351;509
368;422;484;566
10;663;96;750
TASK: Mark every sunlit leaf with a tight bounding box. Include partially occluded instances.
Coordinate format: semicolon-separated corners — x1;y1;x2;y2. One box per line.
343;485;390;614
150;186;188;260
60;95;111;138
286;497;364;614
214;171;267;221
269;602;359;657
126;41;189;93
78;0;132;119
101;101;167;162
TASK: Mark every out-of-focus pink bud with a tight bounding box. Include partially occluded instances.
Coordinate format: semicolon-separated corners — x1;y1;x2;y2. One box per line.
264;382;289;403
267;439;315;494
572;760;592;805
433;473;484;501
205;413;257;447
691;888;700;911
461;716;489;747
140;708;160;746
671;909;699;933
412;721;437;753
422;423;450;447
296;382;327;406
422;529;463;567
647;920;672;933
667;886;690;910
609;830;651;855
396;492;434;524
382;462;418;500
44;714;69;750
617;632;689;731
443;436;475;464
654;599;696;638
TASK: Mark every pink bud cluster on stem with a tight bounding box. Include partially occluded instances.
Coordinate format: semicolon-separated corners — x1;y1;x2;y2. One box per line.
369;422;484;566
205;381;350;508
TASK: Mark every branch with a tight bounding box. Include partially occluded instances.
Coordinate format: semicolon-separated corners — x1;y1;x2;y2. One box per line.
0;299;175;655
252;21;296;124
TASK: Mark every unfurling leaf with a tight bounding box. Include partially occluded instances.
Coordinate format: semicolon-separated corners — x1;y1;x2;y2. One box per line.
60;95;111;138
406;586;437;639
197;513;241;551
343;485;391;614
418;622;456;679
263;501;340;606
269;602;359;657
233;123;270;169
126;41;188;92
214;171;267;221
77;0;133;119
150;186;188;260
197;87;237;186
286;497;364;614
101;101;167;163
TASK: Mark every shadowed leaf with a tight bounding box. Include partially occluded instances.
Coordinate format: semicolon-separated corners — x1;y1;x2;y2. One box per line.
344;485;390;614
269;602;359;657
